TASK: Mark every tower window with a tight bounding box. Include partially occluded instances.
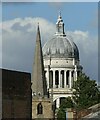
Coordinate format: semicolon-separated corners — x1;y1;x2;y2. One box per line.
38;92;41;96
32;92;36;97
66;61;68;63
37;102;43;115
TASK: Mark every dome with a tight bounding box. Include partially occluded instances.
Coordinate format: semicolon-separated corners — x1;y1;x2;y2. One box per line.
43;12;79;60
43;35;79;59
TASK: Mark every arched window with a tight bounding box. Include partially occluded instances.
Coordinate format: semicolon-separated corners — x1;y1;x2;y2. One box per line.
55;70;59;88
37;102;43;115
49;71;53;88
66;70;69;85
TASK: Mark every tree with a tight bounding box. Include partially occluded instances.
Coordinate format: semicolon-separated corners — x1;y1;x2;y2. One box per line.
57;97;74;120
57;73;100;119
73;73;100;110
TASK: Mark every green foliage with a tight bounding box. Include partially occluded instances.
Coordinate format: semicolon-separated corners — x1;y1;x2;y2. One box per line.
60;97;74;109
57;97;74;120
73;73;100;110
57;108;66;120
57;73;100;119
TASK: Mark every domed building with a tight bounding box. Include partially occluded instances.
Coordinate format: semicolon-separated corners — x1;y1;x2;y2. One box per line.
43;13;83;108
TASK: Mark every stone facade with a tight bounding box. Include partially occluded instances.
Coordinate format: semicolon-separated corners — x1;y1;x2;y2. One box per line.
32;98;53;119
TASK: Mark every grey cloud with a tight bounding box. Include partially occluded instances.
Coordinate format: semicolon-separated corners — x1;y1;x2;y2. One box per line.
1;17;98;82
67;31;98;81
2;17;55;73
11;22;32;32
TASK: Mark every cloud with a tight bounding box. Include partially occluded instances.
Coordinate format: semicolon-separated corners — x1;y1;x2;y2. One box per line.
67;30;98;81
1;17;98;81
1;17;55;72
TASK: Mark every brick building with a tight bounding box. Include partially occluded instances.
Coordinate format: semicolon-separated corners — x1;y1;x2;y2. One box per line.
2;68;32;119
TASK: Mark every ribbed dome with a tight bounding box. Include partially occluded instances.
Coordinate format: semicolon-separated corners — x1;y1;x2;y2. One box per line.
43;12;79;60
43;35;79;59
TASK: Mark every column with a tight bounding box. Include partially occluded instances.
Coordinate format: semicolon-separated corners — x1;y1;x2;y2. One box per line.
75;65;77;81
47;66;50;89
64;70;66;88
59;70;61;88
71;71;74;88
74;70;77;81
73;71;75;82
73;58;75;65
69;71;72;89
56;98;60;108
76;71;78;80
73;71;77;87
53;70;55;88
61;73;62;88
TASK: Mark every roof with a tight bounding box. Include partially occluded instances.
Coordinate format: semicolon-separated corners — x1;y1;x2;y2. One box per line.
43;12;79;60
43;35;79;59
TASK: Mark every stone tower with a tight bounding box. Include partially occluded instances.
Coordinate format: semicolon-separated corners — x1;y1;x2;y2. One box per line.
31;24;54;119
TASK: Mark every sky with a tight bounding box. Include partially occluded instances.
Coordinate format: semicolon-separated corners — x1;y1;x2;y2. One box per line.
1;2;98;83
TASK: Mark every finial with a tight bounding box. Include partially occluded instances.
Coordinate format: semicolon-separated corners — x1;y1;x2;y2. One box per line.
37;22;40;36
37;22;40;31
56;11;65;36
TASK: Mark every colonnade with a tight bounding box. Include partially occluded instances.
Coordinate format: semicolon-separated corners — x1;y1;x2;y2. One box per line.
46;69;78;89
45;67;81;109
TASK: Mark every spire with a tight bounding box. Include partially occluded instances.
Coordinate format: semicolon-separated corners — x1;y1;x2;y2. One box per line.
56;11;66;36
31;24;47;98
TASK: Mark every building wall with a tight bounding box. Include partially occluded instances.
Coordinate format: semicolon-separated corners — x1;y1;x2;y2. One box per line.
32;98;53;119
2;69;32;119
44;58;80;67
2;98;31;118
